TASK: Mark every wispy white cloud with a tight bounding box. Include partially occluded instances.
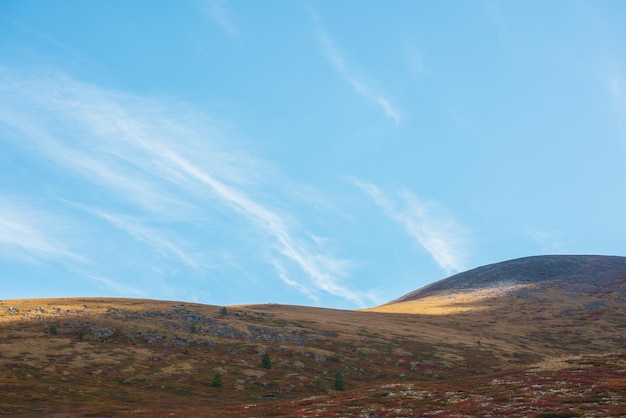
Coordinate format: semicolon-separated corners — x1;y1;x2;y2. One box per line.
607;68;626;114
603;64;626;149
87;274;144;297
8;18;86;57
0;66;370;306
404;44;425;78
203;0;239;38
352;179;470;275
311;15;401;124
0;197;84;264
92;210;207;269
483;0;511;46
523;226;567;254
483;0;527;62
269;258;320;303
166;148;366;304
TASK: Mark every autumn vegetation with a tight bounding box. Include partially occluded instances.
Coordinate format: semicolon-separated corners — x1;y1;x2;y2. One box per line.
1;257;626;416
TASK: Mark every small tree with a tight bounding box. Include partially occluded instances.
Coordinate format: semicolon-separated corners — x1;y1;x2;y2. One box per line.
261;351;272;369
315;376;326;391
220;306;228;316
334;371;344;391
49;324;58;336
211;371;223;388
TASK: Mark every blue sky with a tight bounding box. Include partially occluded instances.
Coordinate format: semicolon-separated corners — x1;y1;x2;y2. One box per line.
2;1;626;309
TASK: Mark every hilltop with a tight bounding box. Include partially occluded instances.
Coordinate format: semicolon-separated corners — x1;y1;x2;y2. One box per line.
1;255;626;416
368;255;626;316
392;255;626;302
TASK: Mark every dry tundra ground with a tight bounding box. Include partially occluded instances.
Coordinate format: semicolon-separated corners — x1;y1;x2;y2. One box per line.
1;280;625;417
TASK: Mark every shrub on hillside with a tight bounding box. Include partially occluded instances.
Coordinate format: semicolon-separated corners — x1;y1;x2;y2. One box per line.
261;351;271;369
334;371;344;391
211;371;223;388
315;377;326;391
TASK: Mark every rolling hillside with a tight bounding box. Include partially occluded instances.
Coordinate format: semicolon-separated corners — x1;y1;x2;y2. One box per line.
2;255;626;416
391;255;626;302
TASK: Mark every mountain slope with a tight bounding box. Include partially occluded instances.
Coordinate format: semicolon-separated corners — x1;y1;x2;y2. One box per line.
392;254;626;302
2;255;626;416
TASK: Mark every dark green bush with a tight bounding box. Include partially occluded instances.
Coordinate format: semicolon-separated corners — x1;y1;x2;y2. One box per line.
334;371;344;391
261;351;271;369
211;371;223;388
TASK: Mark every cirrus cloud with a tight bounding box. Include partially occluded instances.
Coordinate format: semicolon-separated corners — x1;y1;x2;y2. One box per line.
0;66;372;306
352;179;470;275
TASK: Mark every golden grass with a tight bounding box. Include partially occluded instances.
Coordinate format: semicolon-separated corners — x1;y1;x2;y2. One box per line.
364;284;531;315
528;352;623;372
364;297;488;314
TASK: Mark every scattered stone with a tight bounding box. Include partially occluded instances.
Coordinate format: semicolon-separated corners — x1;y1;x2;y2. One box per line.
97;328;113;338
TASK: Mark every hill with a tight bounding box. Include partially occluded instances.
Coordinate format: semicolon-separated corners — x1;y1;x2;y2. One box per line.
391;255;626;302
2;255;626;416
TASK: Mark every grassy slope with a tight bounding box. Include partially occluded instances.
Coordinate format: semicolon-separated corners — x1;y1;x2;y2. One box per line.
1;281;625;417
